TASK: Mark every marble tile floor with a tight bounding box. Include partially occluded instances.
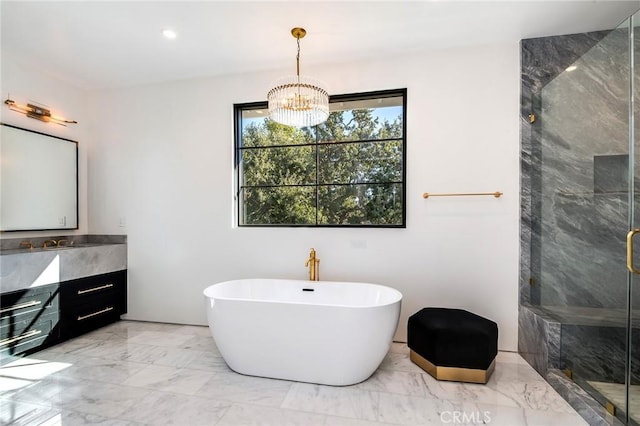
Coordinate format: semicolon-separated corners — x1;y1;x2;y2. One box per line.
0;320;588;426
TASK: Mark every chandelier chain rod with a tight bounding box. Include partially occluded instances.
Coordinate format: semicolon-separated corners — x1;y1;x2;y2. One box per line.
296;35;301;84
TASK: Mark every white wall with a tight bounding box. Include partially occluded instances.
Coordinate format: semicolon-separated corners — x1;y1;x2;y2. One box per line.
1;51;89;238
86;42;520;350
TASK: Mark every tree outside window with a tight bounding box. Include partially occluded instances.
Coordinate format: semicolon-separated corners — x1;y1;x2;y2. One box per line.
235;89;406;227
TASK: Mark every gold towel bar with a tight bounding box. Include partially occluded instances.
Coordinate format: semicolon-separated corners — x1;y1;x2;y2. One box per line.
422;191;503;199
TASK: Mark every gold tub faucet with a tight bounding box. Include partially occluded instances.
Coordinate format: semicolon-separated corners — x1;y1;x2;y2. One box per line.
305;248;320;281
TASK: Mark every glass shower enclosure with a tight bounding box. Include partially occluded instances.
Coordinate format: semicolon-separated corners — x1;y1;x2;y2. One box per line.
530;12;640;424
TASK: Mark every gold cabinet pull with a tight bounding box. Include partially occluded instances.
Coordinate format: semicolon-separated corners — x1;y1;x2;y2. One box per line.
77;283;114;295
0;300;42;314
627;229;640;273
0;329;42;347
77;306;114;321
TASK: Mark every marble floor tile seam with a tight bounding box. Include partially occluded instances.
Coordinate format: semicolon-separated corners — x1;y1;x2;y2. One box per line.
71;332;219;354
42;339;211;365
42;358;160;388
0;394;55;414
0;400;587;426
281;382;587;426
0;321;583;425
97;391;237;426
3;377;243;424
4;369;567;420
186;369;557;411
5;375;127;407
17;349;565;413
8;348;549;381
59;347;218;372
278;379;574;419
216;401;407;426
73;352;487;404
113;321;215;339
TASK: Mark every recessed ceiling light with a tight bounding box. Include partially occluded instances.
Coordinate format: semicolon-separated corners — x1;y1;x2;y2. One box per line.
162;29;177;39
565;65;577;72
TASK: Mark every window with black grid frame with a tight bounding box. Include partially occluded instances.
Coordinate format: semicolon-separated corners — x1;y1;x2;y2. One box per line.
235;89;406;227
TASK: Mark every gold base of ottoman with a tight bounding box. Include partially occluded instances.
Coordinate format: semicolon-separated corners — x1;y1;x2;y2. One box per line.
409;349;495;384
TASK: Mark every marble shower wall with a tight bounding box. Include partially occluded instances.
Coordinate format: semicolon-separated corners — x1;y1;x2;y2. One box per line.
519;17;640;424
520;31;612;308
523;26;640;310
518;32;608;376
520;19;640;357
538;28;631;309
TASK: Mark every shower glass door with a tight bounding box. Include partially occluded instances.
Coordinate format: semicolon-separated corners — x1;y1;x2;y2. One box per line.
536;14;635;423
629;9;640;426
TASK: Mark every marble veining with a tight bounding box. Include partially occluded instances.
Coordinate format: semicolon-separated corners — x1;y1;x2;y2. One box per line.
520;27;637;317
0;241;127;292
0;320;587;426
519;23;640;426
520;29;632;309
546;369;624;426
588;381;640;424
0;234;126;251
518;306;561;374
520;31;611;308
560;323;640;385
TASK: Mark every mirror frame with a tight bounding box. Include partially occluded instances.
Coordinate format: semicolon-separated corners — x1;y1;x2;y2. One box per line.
0;123;79;232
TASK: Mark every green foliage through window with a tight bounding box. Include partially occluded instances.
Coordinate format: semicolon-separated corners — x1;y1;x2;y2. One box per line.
235;89;406;227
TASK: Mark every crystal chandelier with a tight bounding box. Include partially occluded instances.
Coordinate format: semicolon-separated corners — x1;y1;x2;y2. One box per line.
267;27;329;128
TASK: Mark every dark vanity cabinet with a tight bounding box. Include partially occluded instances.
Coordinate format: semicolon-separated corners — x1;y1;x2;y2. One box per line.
0;284;61;357
0;270;127;359
60;270;127;339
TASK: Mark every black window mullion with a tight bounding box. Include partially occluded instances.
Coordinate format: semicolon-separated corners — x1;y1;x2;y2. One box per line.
235;88;406;227
240;183;317;189
315;127;320;225
238;137;403;151
241;182;403;190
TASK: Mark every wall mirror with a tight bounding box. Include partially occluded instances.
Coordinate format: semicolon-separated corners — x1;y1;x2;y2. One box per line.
1;123;78;231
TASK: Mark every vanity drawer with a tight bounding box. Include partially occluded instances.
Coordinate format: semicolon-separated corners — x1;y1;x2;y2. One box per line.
61;300;122;338
0;311;59;340
60;270;127;339
60;270;125;304
0;284;59;322
0;284;60;356
0;315;58;357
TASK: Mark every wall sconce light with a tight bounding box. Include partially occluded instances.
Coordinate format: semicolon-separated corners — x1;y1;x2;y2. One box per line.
4;97;77;126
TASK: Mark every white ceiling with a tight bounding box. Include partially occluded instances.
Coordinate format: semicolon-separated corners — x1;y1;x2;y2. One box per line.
2;1;640;91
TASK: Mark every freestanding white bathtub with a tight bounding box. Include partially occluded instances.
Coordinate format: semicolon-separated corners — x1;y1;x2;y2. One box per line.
203;278;402;386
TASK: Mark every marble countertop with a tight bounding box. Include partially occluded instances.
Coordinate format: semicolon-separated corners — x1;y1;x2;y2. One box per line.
0;242;110;255
1;242;127;293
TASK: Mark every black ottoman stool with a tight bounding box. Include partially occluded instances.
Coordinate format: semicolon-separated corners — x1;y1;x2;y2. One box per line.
407;307;498;384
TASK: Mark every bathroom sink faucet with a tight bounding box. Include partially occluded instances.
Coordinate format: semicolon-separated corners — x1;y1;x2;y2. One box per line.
42;240;57;248
19;241;34;249
305;248;320;281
